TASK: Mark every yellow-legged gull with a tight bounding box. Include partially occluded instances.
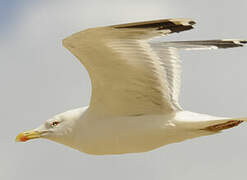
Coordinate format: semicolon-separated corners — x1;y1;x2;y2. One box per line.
16;18;247;155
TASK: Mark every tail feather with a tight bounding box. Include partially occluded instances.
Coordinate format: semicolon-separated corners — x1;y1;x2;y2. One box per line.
156;39;247;50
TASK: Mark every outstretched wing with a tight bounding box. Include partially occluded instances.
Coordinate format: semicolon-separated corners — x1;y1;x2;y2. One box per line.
149;39;247;109
62;18;195;116
156;39;247;50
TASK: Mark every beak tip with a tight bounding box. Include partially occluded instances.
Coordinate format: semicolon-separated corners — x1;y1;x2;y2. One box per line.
15;130;41;142
15;132;28;142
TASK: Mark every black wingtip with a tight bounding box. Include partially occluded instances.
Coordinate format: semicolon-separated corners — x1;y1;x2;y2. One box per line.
218;39;247;48
188;20;196;25
112;18;195;34
240;40;247;44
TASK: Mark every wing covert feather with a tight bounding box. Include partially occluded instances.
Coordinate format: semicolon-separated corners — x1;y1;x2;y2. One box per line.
63;19;194;116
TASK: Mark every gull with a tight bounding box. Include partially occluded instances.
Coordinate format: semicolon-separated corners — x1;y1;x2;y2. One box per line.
16;18;247;155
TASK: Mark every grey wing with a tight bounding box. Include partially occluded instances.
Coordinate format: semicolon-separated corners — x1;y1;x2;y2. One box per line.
62;17;246;117
63;18;195;116
150;44;182;110
150;39;247;110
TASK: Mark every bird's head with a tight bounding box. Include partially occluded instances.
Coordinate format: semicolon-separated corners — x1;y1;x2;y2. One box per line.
15;109;83;145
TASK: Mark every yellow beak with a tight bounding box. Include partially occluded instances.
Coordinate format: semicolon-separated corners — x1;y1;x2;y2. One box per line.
15;130;41;142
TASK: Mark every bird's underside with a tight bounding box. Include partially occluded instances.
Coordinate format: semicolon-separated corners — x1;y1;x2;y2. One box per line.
16;18;247;155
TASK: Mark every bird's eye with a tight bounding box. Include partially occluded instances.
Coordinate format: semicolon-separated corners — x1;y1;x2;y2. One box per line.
51;121;59;127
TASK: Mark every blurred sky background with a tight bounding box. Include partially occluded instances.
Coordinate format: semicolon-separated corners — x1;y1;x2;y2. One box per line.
1;0;247;179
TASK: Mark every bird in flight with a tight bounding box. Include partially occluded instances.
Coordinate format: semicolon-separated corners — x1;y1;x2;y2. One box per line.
16;18;247;155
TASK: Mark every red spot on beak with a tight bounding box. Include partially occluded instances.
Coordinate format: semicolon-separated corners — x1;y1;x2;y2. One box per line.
15;131;41;142
20;135;29;142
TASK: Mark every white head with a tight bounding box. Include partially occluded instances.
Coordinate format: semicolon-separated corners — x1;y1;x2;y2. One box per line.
15;108;85;148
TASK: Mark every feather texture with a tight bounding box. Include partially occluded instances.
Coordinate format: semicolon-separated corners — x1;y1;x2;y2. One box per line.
63;18;246;117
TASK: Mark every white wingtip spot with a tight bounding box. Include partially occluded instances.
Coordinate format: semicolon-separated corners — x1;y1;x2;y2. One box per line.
169;18;195;26
222;39;247;45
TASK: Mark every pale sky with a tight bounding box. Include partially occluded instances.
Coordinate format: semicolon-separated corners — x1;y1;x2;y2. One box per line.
1;0;247;180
